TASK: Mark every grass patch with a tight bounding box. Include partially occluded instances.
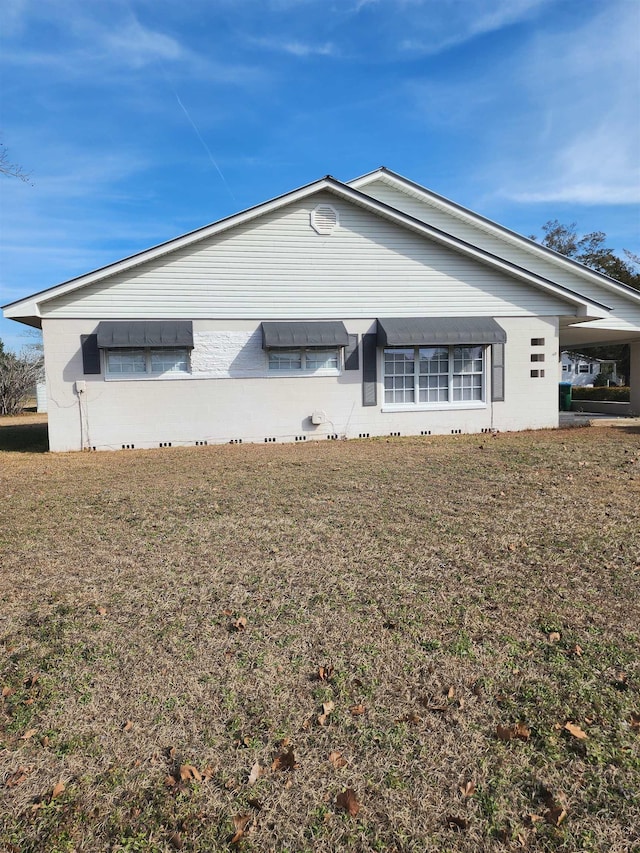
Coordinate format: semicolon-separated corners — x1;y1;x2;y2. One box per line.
1;428;639;851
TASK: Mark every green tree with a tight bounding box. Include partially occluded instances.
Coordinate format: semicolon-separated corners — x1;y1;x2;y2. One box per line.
533;221;640;381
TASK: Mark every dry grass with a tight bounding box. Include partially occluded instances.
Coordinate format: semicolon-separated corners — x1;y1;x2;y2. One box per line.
1;424;639;852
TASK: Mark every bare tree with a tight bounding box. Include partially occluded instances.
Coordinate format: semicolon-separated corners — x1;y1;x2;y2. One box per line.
0;341;44;415
0;143;31;183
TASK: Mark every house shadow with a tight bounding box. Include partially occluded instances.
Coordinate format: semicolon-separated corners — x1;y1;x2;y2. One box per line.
0;420;49;453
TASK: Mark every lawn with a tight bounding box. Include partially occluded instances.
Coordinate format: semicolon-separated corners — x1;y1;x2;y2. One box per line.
1;423;639;852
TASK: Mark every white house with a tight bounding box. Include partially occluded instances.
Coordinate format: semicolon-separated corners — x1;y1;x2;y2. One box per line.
4;168;640;452
560;351;619;387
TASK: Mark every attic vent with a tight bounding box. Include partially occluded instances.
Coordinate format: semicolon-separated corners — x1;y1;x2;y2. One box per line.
310;204;338;235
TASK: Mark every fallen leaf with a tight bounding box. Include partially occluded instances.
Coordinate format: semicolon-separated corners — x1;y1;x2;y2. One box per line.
164;775;177;788
459;781;476;798
564;722;587;740
23;674;39;689
496;722;530;742
397;711;421;725
97;606;107;616
248;761;265;786
223;608;233;616
168;831;183;849
271;747;296;772
2;686;14;698
318;701;335;726
20;728;37;741
51;780;65;798
629;713;640;731
446;686;455;700
122;720;133;732
613;672;628;690
318;665;334;682
350;704;366;716
548;632;561;643
329;751;347;769
180;764;202;782
336;788;360;817
545;806;567;826
445;815;468;831
5;767;30;787
569;644;583;656
232;616;247;632
230;814;251;845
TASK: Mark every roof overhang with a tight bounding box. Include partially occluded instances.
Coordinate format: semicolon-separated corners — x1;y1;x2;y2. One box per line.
3;173;612;324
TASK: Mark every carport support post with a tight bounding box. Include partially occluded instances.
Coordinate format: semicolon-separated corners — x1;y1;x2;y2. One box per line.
630;342;640;417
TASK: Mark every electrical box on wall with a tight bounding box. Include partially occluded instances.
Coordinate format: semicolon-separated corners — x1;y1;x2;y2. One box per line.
311;410;327;425
75;380;86;394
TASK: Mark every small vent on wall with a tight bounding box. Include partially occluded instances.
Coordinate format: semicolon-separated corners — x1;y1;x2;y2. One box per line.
310;204;339;235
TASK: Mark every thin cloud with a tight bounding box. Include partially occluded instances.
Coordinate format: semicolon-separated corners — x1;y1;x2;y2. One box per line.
250;36;336;57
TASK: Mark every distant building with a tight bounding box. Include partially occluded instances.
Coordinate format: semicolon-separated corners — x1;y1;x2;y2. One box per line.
561;351;619;386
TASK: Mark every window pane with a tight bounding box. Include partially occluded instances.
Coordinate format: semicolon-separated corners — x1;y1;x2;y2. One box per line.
418;347;449;375
306;349;338;369
384;348;415;402
106;348;146;374
269;350;302;370
150;348;189;373
452;346;483;401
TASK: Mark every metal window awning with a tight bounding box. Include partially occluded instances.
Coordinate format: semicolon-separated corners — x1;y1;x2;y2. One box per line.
377;317;507;346
261;321;350;349
96;321;194;348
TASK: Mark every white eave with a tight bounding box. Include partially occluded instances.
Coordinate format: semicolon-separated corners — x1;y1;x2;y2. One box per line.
3;174;610;323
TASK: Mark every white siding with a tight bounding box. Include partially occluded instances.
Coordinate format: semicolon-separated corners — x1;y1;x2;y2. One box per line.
360;179;640;332
41;193;571;321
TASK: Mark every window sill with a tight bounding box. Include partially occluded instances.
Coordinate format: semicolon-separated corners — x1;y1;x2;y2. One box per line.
267;369;341;378
105;373;190;381
382;402;486;413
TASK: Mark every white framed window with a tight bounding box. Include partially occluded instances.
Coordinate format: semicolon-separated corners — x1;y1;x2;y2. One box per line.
578;363;590;373
562;364;570;372
106;347;190;376
384;346;485;406
268;348;340;373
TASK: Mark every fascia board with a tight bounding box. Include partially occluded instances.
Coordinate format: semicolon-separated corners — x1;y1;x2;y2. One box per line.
350;169;640;306
2;177;339;314
329;183;608;314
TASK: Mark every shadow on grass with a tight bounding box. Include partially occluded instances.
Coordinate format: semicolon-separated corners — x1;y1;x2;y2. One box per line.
0;422;49;453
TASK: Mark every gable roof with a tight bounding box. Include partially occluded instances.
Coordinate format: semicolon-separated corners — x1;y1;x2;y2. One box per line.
3;171;624;325
349;167;640;305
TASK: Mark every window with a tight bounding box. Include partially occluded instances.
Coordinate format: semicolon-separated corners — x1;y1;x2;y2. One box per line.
268;348;340;372
106;347;190;376
383;346;484;405
578;364;589;373
562;364;570;372
531;353;545;362
531;338;545;346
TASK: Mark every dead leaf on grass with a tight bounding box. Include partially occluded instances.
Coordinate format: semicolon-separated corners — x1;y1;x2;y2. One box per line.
545;806;567;826
329;751;348;769
459;780;476;798
318;700;335;726
397;711;421;725
96;606;107;616
51;780;65;798
336;788;360;816
20;728;37;740
350;704;366;716
629;713;640;731
230;814;251;845
548;632;561;643
317;664;334;682
445;815;468;831
5;767;31;787
168;831;183;850
564;722;587;740
248;761;265;786
446;686;455;700
496;722;530;742
2;686;14;698
271;747;296;772
180;764;202;782
23;674;39;689
232;616;247;633
122;720;133;732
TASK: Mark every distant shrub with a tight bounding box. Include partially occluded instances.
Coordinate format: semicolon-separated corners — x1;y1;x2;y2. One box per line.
593;373;609;387
571;386;630;402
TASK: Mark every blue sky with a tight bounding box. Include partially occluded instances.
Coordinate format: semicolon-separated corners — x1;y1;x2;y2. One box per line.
1;0;639;351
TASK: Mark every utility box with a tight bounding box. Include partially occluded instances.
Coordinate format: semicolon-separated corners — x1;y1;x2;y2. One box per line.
559;382;572;411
